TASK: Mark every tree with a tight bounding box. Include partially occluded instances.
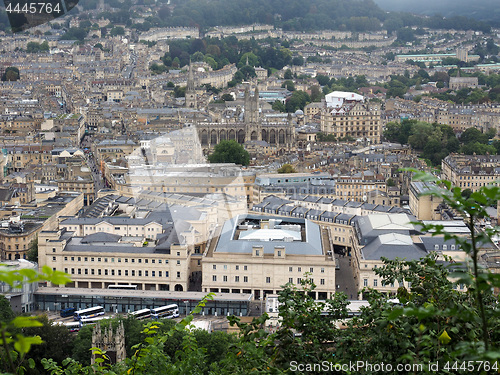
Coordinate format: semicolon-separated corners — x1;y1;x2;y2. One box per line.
27;238;37;263
221;93;234;101
207;140;249;166
2;67;20;82
284;69;293;80
277;164;297;173
460;128;488;145
386;178;396;187
272;100;286;112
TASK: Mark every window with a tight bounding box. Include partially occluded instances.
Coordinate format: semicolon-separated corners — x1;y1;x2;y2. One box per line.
177;252;180;256
310;267;314;273
118;270;121;276
177;272;180;278
289;278;293;283
165;271;169;277
71;257;75;261
85;269;88;275
213;265;216;270
104;270;108;276
223;265;227;270
223;275;228;282
152;271;155;277
64;256;68;261
177;260;180;265
244;266;247;271
297;278;302;284
145;259;148;263
138;259;142;263
235;276;239;282
52;248;56;253
124;270;128;276
235;265;239;270
132;259;135;263
298;267;301;272
52;256;56;261
277;250;281;257
159;271;162;277
243;276;248;283
255;250;259;256
289;267;293;272
145;271;148;277
85;257;88;262
266;277;271;283
212;275;217;282
363;279;368;287
98;269;101;275
138;271;142;276
98;258;101;262
443;245;447;250
373;279;378;287
321;268;325;273
320;279;325;285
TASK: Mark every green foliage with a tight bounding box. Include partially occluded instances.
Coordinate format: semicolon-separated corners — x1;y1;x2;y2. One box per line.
285;90;310;112
272;100;286;112
149;63;168;75
277;164;296;173
0;266;70;374
26;41;49;53
316;132;337;142
207;140;250;166
2;67;20;82
383;120;459;165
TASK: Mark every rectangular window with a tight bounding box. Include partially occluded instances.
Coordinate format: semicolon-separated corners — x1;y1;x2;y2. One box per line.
165;271;169;277
125;270;128;276
177;260;180;265
244;266;247;271
289;278;293;283
266;277;271;283
235;276;239;282
213;265;216;270
145;271;148;277
320;279;325;285
131;270;135;276
297;278;302;284
213;275;217;282
138;271;142;276
91;258;95;262
223;265;227;270
111;270;115;276
310;267;314;273
177;272;180;278
373;279;378;287
104;270;108;276
118;270;121;276
321;268;325;273
98;269;101;275
223;275;228;282
289;267;293;272
243;276;248;283
52;256;56;261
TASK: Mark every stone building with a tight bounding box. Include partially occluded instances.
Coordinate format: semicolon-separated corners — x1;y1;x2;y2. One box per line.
91;321;126;365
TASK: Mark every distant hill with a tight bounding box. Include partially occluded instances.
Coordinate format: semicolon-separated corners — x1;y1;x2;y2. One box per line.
374;0;500;23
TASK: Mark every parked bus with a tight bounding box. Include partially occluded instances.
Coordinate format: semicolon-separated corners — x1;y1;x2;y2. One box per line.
80;316;111;327
151;304;179;319
60;307;76;318
73;306;105;321
63;321;81;333
108;284;138;290
129;308;152;320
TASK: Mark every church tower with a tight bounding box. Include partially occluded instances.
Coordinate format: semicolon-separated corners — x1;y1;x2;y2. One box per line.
185;62;197;109
91;321;126;365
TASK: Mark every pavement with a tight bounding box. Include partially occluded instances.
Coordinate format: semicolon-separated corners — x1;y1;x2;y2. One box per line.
335;254;358;300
